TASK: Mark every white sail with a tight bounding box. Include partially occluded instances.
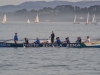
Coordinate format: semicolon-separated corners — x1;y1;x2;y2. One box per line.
86;12;89;25
34;15;39;23
73;15;76;24
93;14;97;25
2;14;7;23
27;19;30;24
92;14;95;24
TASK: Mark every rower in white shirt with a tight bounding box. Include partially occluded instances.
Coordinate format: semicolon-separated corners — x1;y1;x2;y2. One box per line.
85;36;90;42
46;38;51;43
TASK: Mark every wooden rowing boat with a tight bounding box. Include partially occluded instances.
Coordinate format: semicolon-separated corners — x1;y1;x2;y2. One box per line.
0;42;100;48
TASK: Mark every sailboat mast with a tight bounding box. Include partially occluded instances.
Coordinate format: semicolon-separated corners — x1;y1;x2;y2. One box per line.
87;13;89;23
74;15;76;23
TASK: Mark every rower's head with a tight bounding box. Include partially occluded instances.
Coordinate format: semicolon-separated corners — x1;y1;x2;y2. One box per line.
66;37;69;40
56;37;59;40
58;37;60;39
15;33;17;35
36;37;38;40
24;38;26;39
52;31;54;34
56;37;58;40
79;37;81;39
77;37;79;39
47;38;49;40
87;36;89;39
25;37;27;40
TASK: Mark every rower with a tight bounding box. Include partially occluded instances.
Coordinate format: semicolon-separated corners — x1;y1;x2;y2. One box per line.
14;33;18;44
24;37;29;44
75;37;81;43
85;36;90;42
55;37;61;45
63;37;70;43
79;37;82;43
46;38;50;43
41;38;50;44
34;38;40;44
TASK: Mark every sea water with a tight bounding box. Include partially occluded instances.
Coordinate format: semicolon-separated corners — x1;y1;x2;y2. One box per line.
0;22;100;75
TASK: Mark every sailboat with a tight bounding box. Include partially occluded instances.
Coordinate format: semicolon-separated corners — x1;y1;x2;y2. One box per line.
27;19;30;24
34;15;39;24
73;15;80;24
73;15;77;24
91;14;97;25
91;14;95;24
2;14;7;24
86;12;89;25
94;17;97;25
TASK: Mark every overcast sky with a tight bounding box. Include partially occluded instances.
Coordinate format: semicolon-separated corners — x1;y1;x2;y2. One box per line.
0;0;99;6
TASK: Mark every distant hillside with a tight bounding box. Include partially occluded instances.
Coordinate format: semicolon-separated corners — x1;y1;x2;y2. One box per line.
0;1;100;12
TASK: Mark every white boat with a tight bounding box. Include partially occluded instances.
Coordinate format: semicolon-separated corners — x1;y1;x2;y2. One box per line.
27;19;30;24
2;14;7;24
73;15;77;24
86;12;89;25
34;15;39;24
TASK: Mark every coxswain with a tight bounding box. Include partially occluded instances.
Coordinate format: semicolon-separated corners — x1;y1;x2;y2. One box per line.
50;31;55;43
14;33;18;44
85;36;90;42
34;38;40;44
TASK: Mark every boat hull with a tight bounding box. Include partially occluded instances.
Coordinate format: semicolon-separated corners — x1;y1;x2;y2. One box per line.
0;42;100;48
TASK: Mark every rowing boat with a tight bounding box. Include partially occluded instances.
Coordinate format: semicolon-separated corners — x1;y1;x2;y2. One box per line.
0;42;100;48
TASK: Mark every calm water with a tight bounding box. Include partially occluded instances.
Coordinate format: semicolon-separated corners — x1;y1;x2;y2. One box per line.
0;22;100;75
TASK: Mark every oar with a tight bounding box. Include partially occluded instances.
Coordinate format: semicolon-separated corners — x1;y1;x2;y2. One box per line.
29;38;48;40
0;39;13;42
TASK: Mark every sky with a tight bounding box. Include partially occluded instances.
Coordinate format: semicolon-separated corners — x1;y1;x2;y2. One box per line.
0;0;99;6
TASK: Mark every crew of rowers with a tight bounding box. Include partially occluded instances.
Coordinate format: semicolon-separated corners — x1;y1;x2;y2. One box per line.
14;31;90;44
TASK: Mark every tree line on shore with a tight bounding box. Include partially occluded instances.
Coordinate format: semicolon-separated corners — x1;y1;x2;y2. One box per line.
13;5;100;15
0;5;100;22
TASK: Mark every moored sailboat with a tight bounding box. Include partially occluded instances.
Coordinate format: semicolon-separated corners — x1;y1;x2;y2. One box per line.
2;14;7;24
73;15;77;24
91;14;97;25
91;14;95;24
73;15;80;24
27;19;30;24
34;15;39;24
86;12;89;25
